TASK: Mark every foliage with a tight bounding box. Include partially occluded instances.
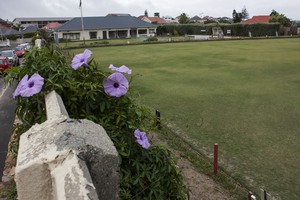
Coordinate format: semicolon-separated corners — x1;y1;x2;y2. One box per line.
157;24;213;36
157;23;280;37
0;183;17;200
221;23;280;36
144;36;158;42
241;6;250;20
232;6;249;23
23;32;35;39
232;9;242;23
5;47;188;199
269;9;292;27
178;13;190;24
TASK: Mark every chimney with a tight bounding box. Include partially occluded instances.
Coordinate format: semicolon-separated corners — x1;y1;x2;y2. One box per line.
154;12;160;18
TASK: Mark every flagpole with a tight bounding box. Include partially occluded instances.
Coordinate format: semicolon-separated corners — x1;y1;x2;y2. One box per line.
79;0;85;44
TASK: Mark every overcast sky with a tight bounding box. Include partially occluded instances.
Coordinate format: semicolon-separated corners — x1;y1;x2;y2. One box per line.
1;0;299;22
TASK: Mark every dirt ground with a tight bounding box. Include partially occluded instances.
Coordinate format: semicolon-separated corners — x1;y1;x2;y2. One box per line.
149;132;235;200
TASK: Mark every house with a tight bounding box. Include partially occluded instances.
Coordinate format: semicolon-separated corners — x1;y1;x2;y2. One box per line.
0;18;11;28
13;17;72;28
55;14;157;40
162;16;178;24
42;22;62;30
242;15;270;24
138;12;166;24
190;16;205;24
138;16;166;24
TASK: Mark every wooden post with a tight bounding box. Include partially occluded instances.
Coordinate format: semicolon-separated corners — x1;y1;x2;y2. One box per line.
155;110;161;129
214;143;218;175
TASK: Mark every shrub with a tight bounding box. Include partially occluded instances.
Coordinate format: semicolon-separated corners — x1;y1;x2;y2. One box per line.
144;36;158;42
5;47;188;199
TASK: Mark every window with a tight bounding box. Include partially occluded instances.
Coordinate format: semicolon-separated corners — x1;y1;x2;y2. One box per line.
89;32;97;39
138;29;147;34
63;33;80;40
149;29;155;34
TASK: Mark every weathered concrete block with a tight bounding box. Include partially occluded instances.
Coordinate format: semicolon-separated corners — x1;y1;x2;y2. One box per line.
16;91;119;200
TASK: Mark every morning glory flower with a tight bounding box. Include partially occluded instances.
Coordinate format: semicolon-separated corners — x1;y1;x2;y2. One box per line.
109;64;132;74
71;49;92;70
13;73;44;98
13;74;29;98
103;72;129;97
134;129;150;149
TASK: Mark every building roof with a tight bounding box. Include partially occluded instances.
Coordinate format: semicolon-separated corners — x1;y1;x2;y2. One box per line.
138;16;166;24
13;17;73;23
21;25;39;34
190;16;201;20
56;15;157;31
243;16;270;24
42;22;62;30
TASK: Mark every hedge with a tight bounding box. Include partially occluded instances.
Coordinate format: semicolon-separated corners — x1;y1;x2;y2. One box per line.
157;23;281;37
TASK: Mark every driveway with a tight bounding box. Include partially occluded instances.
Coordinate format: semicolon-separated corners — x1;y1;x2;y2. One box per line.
0;78;16;177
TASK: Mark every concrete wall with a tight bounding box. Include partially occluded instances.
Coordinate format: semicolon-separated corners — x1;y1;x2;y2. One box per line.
15;91;119;200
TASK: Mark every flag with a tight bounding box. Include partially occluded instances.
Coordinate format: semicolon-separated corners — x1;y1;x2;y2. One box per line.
79;0;82;8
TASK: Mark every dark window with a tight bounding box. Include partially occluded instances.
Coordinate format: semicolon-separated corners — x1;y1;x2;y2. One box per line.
89;32;97;39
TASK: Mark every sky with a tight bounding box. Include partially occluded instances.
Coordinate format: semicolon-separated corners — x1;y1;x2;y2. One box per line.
1;0;299;22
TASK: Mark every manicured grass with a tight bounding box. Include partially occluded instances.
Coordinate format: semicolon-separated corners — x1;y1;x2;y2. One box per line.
70;38;300;199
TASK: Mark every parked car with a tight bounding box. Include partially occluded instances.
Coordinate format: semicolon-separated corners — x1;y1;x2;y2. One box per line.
0;56;12;74
0;50;19;66
18;43;31;50
15;46;26;57
0;39;10;47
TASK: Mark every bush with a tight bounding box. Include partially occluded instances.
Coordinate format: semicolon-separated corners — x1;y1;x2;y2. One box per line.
157;23;281;37
5;47;188;199
144;36;158;42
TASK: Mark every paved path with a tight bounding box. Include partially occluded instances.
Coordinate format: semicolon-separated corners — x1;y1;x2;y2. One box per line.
0;79;16;177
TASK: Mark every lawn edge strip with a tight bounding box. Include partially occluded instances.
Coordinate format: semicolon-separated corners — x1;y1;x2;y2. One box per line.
156;124;254;199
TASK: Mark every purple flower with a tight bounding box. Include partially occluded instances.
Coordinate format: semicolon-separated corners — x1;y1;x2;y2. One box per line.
71;49;92;70
13;73;44;98
13;74;29;98
103;72;129;97
134;129;150;149
109;64;132;74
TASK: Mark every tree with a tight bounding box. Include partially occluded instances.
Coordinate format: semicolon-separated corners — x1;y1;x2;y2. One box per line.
269;10;292;26
241;6;249;20
144;9;148;17
232;9;242;23
178;13;189;24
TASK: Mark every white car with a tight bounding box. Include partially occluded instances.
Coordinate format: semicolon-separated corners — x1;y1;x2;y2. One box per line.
18;43;31;50
0;39;10;47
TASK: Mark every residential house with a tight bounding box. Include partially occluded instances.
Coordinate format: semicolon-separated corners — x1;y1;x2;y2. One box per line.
190;16;205;24
42;22;62;30
55;14;157;40
291;20;300;35
242;15;270;24
162;16;178;24
13;17;72;28
0;18;11;28
139;12;166;24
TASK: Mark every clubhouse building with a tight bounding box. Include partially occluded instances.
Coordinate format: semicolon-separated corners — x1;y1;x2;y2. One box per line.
55;14;157;40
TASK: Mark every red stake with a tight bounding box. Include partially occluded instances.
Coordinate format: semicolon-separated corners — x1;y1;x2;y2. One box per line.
248;191;253;200
214;143;218;175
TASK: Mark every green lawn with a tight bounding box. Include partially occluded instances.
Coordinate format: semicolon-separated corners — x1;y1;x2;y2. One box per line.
70;38;300;199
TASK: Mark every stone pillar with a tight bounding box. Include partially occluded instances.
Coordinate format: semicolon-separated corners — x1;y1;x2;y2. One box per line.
35;38;42;48
15;91;119;200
